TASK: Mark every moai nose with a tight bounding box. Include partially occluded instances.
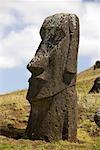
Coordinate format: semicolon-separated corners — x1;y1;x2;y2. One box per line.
27;49;48;76
27;62;44;77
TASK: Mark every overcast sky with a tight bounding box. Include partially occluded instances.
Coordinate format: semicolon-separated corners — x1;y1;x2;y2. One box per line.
0;0;100;94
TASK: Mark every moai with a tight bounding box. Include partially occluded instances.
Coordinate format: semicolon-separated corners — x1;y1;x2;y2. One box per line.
26;13;79;142
89;77;100;93
94;61;100;70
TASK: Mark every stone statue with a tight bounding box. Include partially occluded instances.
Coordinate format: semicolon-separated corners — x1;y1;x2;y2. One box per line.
94;61;100;70
89;77;100;93
26;13;79;142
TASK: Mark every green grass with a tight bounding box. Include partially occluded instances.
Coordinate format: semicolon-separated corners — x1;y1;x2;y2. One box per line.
0;134;100;150
0;67;100;149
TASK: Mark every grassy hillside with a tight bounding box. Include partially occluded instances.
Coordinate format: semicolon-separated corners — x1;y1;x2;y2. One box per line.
0;68;100;150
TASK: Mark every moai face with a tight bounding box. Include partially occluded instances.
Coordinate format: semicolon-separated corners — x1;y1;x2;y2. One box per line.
26;13;79;103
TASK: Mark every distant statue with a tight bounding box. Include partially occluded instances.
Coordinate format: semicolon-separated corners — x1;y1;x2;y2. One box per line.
94;61;100;70
26;13;79;142
89;77;100;93
94;108;100;127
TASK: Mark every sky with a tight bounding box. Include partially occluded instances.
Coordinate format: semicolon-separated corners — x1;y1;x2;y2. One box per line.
0;0;100;94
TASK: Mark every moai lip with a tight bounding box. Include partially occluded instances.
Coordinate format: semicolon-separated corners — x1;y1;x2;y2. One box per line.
26;13;79;142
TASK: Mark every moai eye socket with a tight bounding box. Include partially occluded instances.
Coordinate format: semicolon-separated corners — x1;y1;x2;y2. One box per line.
49;28;65;45
39;28;66;52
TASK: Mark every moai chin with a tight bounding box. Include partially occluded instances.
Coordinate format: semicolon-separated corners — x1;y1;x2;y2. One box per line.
26;13;79;142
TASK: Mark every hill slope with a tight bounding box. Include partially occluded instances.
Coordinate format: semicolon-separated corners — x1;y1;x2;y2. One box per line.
0;67;100;150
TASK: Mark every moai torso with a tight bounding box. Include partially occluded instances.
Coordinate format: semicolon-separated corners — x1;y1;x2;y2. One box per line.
26;13;79;142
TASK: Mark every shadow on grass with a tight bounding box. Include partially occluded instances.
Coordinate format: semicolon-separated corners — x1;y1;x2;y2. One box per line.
0;125;27;140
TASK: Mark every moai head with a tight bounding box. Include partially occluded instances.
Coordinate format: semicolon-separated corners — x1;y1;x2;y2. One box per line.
26;13;79;103
94;60;100;70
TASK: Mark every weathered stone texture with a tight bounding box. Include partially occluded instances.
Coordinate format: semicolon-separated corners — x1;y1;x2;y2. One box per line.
26;13;79;142
89;77;100;93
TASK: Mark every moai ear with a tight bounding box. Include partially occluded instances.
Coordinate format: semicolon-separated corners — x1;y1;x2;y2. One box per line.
63;14;79;85
67;14;79;73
